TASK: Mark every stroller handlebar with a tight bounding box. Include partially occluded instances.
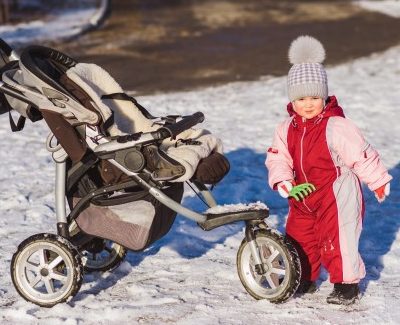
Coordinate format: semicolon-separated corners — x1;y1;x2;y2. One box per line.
94;112;205;154
155;112;205;140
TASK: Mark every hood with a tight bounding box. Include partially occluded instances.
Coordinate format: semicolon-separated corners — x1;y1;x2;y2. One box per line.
287;96;345;122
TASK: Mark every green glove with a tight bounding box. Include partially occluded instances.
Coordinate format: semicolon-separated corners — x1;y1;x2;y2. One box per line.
289;183;316;201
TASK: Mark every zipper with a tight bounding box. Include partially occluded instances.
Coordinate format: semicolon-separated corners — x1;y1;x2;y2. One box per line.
300;125;312;212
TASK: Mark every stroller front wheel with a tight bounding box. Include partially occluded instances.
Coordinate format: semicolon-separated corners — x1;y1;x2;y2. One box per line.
236;229;301;303
11;233;83;307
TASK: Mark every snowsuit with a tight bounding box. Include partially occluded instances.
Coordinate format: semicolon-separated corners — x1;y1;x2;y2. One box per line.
266;96;392;283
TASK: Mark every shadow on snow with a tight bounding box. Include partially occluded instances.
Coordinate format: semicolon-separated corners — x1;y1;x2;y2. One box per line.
126;148;288;264
360;162;400;291
82;149;399;297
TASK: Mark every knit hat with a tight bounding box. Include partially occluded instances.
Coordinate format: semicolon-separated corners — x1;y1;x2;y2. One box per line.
287;35;328;102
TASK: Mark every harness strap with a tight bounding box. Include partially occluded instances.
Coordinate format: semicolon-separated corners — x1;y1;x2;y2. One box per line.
8;110;26;132
101;92;157;120
1;93;26;132
102;111;115;133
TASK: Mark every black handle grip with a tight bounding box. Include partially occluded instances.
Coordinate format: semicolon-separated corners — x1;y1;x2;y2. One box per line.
0;38;13;57
157;112;205;139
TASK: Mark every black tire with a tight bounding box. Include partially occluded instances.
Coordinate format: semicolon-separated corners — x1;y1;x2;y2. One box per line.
69;220;127;273
237;229;301;303
11;233;83;307
81;238;127;273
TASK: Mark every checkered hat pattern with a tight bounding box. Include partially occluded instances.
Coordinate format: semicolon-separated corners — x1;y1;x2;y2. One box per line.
287;36;328;101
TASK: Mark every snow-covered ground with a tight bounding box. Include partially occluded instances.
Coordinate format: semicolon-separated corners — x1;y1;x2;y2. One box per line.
357;0;400;17
0;1;107;45
0;41;399;324
0;1;400;324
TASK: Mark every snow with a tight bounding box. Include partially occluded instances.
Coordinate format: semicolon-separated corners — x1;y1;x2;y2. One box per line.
206;202;269;214
0;3;400;325
356;0;400;17
0;5;104;45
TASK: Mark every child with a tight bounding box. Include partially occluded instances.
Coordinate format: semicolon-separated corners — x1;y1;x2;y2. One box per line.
265;35;392;305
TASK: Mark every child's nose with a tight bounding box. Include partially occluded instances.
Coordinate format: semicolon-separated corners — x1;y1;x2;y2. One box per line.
305;100;313;107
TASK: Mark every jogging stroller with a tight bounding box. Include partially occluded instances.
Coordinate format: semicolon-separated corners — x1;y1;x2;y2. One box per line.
0;38;301;307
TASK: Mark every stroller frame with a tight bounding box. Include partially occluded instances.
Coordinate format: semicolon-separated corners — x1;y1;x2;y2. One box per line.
0;38;301;307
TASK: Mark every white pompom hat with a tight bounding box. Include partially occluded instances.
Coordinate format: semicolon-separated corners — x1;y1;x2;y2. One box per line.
287;35;328;101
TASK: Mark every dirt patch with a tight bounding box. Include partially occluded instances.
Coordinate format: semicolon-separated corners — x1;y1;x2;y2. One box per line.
268;2;363;23
192;2;263;29
51;0;400;95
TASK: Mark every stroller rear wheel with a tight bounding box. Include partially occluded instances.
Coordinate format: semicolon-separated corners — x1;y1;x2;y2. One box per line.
69;220;127;272
11;233;83;307
237;229;301;303
81;238;127;273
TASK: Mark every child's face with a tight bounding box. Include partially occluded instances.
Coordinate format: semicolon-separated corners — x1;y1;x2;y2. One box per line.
293;97;324;119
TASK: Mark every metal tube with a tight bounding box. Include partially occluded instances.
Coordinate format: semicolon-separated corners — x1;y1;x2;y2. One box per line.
193;181;217;207
199;190;217;208
103;161;208;223
55;162;67;224
248;239;263;266
245;223;265;274
149;187;207;223
0;81;33;105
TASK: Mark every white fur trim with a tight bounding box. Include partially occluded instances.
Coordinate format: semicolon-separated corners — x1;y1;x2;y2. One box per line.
66;63;118;129
166;133;223;182
66;63;223;182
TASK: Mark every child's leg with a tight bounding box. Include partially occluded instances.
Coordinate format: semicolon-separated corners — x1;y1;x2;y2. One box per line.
286;206;320;282
316;174;366;284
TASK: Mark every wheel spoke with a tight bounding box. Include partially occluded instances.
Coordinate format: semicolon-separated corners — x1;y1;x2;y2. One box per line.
265;274;277;289
48;256;63;270
50;271;67;283
29;274;42;288
25;261;40;273
270;267;286;276
39;249;47;266
43;278;55;294
267;249;280;263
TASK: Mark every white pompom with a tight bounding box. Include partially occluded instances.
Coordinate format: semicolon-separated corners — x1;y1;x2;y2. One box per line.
288;35;326;64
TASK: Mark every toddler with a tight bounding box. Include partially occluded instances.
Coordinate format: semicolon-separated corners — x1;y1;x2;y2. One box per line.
265;35;392;305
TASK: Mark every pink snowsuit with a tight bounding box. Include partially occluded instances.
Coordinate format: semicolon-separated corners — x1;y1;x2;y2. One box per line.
266;96;392;283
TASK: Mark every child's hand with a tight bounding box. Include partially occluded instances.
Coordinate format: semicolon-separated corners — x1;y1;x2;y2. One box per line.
289;183;316;201
277;181;316;201
374;183;390;203
277;180;294;198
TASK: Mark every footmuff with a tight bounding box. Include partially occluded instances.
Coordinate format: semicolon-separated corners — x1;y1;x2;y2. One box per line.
191;152;230;185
